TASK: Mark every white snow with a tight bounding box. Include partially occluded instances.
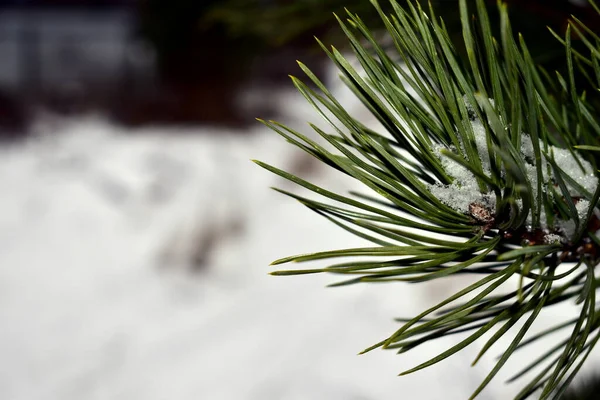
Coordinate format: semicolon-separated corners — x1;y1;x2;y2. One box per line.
522;135;597;237
520;134;598;200
427;118;495;215
520;134;536;162
470;120;491;171
0;69;599;400
429;103;598;242
551;146;598;196
543;233;562;244
576;199;591;221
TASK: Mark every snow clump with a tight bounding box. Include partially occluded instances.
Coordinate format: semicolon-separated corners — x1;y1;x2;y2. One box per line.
427;141;495;215
427;98;598;238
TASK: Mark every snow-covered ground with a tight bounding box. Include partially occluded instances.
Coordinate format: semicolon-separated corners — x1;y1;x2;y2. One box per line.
0;72;597;400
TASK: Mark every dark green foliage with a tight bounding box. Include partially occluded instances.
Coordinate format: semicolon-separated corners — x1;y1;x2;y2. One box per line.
137;0;257;80
209;1;598;96
256;0;600;398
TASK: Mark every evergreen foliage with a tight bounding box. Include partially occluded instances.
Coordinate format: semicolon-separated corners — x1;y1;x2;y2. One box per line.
210;1;596;87
255;0;600;398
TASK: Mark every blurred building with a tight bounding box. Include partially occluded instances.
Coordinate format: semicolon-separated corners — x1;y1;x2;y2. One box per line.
0;0;156;126
0;0;326;131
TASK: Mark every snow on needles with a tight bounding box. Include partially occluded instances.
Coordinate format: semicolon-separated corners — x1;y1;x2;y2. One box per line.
427;117;495;217
427;98;598;240
427;141;495;215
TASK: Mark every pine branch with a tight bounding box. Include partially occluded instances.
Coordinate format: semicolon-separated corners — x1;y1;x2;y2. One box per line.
255;0;600;398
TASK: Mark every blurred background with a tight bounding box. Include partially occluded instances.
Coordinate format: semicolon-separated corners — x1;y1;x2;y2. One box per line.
0;1;599;399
